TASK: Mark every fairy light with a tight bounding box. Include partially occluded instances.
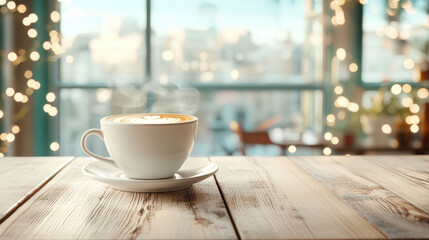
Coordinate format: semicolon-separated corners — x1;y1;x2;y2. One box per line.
324;132;333;141
14;92;24;102
0;153;3;157
50;142;60;151
7;52;17;62
50;11;60;22
391;84;402;95
27;28;37;38
410;104;420;113
403;59;415;70
17;4;26;13
22;17;31;26
323;147;332;156
6;1;16;10
65;55;74;63
6;88;15;97
0;110;3;119
410;115;420;125
348;63;358;72
347;102;359;112
230;69;239;80
30;51;40;61
410;124;419;133
11;125;20;134
335;96;349;108
331;137;339;145
6;133;15;143
334;86;343;95
161;50;174;62
402;84;412;93
401;97;413;108
336;48;346;61
0;0;6;5
337;110;346;120
0;133;7;141
48;107;58;116
326;114;336;123
288;145;297;154
21;95;28;103
24;70;33;79
43;41;51;50
417;88;429;99
33;81;41;90
46;92;56;102
359;0;368;4
28;13;38;23
43;104;51;113
381;124;392;134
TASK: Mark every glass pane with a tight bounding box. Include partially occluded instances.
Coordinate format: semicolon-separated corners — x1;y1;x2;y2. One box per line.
362;0;429;83
152;0;323;84
60;89;322;156
60;0;146;84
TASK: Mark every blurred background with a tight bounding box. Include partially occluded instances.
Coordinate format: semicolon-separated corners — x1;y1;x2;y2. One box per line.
0;0;428;157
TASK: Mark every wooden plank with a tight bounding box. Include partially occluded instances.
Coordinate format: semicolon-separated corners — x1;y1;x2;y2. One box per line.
332;156;429;214
0;157;237;240
211;156;385;239
0;157;74;222
291;156;429;239
367;156;429;190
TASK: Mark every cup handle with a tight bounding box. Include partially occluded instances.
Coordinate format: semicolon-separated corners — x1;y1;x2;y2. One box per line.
81;129;118;168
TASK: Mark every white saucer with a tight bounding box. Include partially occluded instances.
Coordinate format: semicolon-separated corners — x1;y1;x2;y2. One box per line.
82;158;218;192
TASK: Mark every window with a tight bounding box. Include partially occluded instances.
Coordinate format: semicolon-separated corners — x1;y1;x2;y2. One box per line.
58;0;324;156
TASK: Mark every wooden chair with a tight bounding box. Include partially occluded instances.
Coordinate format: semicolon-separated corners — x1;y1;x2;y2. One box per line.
229;121;280;155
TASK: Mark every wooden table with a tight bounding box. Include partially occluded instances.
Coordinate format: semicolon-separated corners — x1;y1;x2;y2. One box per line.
1;156;428;239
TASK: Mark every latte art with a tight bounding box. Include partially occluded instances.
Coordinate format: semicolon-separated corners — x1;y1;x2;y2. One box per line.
105;114;196;124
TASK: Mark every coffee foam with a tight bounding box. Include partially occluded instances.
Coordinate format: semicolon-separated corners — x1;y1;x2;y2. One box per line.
105;114;195;124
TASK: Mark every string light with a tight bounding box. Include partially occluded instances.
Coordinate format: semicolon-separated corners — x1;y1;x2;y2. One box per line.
48;107;58;116
230;69;239;80
50;142;60;151
402;84;412;93
381;124;392;134
6;133;15;143
335;96;349;108
50;11;60;22
323;147;332;156
0;0;6;5
30;51;40;61
6;1;16;10
401;97;413;108
348;63;358;72
27;28;37;38
334;86;343;95
28;13;38;23
7;52;17;62
324;132;333;141
6;88;15;97
391;84;402;95
347;102;359;112
14;92;24;102
161;50;174;61
410;124;419;133
24;70;33;79
410;104;420;113
326;114;336;123
288;145;296;153
17;4;26;13
403;59;415;70
336;48;346;60
22;17;31;26
417;88;429;99
0;110;3;119
0;153;3;157
0;133;7;141
46;92;56;102
11;125;20;134
331;137;339;145
65;55;74;63
43;41;52;50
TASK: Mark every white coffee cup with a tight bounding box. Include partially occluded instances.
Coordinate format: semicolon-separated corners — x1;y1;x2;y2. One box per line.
81;113;198;179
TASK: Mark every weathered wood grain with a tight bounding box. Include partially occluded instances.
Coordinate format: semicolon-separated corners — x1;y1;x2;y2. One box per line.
291;156;429;238
211;156;385;239
0;156;74;222
333;156;429;214
0;157;237;240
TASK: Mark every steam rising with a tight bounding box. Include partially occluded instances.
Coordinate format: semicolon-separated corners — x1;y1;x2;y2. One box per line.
109;80;200;115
